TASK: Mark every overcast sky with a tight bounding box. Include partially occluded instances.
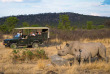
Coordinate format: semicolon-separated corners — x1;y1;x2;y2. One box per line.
0;0;110;17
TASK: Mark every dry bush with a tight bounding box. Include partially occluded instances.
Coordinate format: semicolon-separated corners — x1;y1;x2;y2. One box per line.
50;28;110;41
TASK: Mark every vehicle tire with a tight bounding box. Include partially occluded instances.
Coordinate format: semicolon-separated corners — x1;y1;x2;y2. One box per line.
32;43;39;48
10;43;17;49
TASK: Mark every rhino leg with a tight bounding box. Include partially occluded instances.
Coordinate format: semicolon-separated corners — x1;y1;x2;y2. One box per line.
99;50;108;63
89;53;91;63
74;56;79;65
103;57;109;63
80;58;84;65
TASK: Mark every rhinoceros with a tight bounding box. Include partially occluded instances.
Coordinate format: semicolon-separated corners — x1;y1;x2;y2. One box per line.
57;41;108;64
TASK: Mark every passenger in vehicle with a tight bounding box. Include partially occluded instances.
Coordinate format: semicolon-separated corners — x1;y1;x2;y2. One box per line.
35;32;38;35
30;32;35;36
15;31;22;37
38;32;41;35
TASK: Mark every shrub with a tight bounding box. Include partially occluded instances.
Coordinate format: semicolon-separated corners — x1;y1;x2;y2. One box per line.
98;25;105;29
13;50;19;54
12;49;48;62
50;28;110;41
12;49;20;59
35;49;48;59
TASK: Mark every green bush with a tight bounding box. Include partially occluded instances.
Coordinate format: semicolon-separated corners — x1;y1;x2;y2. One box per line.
12;49;48;62
12;49;20;59
13;50;19;54
35;49;48;59
98;25;105;29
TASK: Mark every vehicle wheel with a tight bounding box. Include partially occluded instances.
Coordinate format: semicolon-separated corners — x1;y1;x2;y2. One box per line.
32;43;39;48
10;43;17;49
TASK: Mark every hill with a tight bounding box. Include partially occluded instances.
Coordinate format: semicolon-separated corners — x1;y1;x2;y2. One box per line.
0;12;110;27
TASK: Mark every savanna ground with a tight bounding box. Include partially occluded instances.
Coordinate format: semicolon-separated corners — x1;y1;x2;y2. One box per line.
0;29;110;74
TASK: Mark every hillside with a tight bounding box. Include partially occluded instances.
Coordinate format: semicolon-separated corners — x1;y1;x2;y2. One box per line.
0;12;110;27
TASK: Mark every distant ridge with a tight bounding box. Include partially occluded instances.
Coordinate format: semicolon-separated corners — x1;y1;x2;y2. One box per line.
0;12;110;27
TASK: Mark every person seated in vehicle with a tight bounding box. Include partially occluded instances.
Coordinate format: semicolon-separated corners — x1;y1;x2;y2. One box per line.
30;32;35;36
38;32;41;35
22;35;28;39
35;32;38;35
15;31;22;37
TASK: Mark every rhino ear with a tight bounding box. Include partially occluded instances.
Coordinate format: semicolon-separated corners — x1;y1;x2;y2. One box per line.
66;43;69;47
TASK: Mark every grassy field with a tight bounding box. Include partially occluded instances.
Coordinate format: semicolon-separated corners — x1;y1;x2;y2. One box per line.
0;34;110;74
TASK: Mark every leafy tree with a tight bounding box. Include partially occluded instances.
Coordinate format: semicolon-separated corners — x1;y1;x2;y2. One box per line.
98;25;105;29
22;22;29;27
31;24;39;27
4;17;18;33
86;21;94;30
92;25;97;29
58;14;72;30
58;22;64;29
0;24;8;33
82;25;86;29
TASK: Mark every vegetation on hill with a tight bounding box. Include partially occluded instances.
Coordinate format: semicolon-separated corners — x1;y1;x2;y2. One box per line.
0;12;110;27
0;17;18;33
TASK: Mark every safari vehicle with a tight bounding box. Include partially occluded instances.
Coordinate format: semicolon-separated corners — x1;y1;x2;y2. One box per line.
3;27;50;49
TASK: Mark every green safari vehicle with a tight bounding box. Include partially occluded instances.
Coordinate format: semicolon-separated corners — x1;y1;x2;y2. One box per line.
3;27;50;49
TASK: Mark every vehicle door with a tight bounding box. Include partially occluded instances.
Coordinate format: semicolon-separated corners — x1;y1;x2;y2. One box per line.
18;35;28;46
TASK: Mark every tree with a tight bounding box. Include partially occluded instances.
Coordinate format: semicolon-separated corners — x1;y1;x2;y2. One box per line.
4;17;19;33
86;21;94;30
31;24;39;27
0;24;8;33
22;22;29;27
58;14;72;30
98;25;105;29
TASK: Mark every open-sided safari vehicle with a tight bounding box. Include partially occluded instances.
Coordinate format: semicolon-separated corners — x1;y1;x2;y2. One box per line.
3;27;50;49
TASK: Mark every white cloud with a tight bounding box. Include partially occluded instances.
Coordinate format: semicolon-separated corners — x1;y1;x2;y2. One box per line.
1;0;23;2
0;0;110;17
90;13;100;16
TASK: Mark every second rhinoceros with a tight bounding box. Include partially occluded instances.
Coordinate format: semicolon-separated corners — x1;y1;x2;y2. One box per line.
57;41;108;64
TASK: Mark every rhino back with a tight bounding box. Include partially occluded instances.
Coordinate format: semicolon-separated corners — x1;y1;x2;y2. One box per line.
79;42;102;57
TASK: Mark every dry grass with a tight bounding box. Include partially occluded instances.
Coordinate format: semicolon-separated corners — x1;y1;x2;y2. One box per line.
0;37;110;74
2;34;13;39
80;62;110;72
37;59;47;70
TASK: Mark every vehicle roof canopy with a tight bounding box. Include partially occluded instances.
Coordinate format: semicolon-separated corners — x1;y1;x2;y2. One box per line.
14;27;49;30
14;27;50;38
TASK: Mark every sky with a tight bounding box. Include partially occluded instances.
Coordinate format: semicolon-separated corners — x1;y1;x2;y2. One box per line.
0;0;110;17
